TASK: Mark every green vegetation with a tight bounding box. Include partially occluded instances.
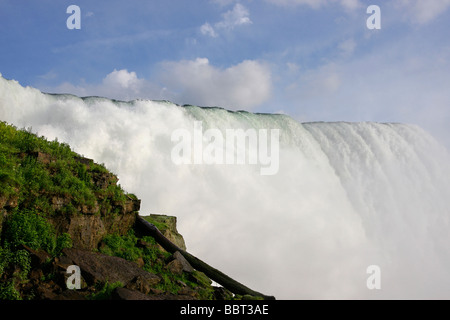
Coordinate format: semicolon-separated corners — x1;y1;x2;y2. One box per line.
0;121;220;300
3;210;72;255
100;231;145;262
88;281;124;300
0;280;22;300
99;229;215;299
0;121;113;299
0;209;73;299
0;121;127;218
143;215;168;232
0;121;142;300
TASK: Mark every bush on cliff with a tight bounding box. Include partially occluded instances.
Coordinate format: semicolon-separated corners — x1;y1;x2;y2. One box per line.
0;121;135;299
0;121;221;300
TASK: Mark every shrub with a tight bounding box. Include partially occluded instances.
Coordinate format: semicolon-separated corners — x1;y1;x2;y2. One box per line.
0;281;21;300
13;249;31;280
100;231;142;262
3;210;72;256
88;281;124;300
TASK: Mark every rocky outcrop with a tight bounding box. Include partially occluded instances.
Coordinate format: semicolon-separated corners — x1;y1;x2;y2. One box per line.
145;214;187;251
0;123;273;301
0;150;141;250
0;192;18;234
47;203;138;250
58;248;160;288
136;216;276;300
167;251;195;274
17;243;219;300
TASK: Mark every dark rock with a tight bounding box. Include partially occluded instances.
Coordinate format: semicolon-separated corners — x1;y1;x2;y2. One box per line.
112;287;197;300
122;197;141;214
177;286;199;298
135;257;145;268
167;251;194;275
36;286;61;300
54;289;88;300
112;287;155;300
48;210;137;250
126;275;159;295
51;196;70;211
29;268;44;282
92;171;118;189
4;194;18;209
173;251;194;273
213;286;235;300
79;202;100;215
30;151;55;165
167;258;184;275
19;244;51;267
74;155;93;168
60;248;160;288
136;238;152;248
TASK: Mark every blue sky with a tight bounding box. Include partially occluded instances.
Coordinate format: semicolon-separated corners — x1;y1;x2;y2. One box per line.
1;0;450;146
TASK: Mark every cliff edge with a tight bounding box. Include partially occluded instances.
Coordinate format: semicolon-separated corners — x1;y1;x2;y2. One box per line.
0;121;272;300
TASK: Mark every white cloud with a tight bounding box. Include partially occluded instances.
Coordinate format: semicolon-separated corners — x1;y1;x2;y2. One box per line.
265;0;362;10
38;70;58;81
339;0;360;10
282;34;450;150
286;62;301;74
201;3;252;37
45;69;161;101
287;62;341;100
395;0;450;24
216;3;252;29
200;22;218;37
103;69;140;89
211;0;238;6
159;58;272;109
43;59;272;111
338;38;357;58
266;0;325;9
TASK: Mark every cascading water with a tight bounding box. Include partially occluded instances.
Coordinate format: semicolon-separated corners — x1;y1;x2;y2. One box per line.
1;74;450;299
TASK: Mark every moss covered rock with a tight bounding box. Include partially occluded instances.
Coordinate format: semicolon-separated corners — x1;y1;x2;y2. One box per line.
143;214;187;251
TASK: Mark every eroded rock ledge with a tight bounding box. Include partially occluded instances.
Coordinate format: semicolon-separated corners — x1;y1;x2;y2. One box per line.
0;122;274;300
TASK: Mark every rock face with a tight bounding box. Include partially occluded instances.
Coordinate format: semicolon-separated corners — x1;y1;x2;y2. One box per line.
0;127;220;300
46;153;141;250
145;214;187;251
167;251;195;275
56;248;161;295
0;192;18;234
0;123;270;301
17;243;218;300
48;202;138;250
0;150;141;250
